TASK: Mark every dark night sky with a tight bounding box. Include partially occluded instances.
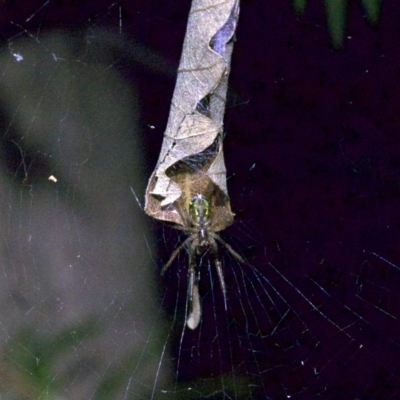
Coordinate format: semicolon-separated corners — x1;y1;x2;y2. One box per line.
1;0;400;398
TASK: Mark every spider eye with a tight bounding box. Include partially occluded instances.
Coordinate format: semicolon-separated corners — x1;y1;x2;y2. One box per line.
189;194;210;223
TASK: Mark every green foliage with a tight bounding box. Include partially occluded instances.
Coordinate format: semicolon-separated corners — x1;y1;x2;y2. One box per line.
0;318;169;400
360;0;381;23
324;0;348;49
1;318;101;399
172;375;252;400
292;0;382;48
292;0;307;14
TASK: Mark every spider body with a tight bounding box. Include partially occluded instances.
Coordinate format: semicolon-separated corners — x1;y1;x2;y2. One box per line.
189;194;211;249
149;136;242;329
161;192;244;329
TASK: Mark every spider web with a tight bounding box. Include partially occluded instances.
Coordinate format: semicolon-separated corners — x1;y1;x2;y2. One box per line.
0;1;399;399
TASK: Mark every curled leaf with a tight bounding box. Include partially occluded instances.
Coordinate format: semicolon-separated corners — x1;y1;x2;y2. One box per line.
145;0;240;230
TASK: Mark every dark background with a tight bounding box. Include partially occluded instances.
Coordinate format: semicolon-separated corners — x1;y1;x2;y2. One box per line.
1;0;400;399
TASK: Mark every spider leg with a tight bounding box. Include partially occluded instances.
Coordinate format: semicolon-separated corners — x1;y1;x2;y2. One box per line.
187;246;196;305
210;239;227;311
160;236;190;276
212;233;245;264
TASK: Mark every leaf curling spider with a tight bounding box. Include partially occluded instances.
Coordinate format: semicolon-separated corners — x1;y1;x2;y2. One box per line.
161;193;244;329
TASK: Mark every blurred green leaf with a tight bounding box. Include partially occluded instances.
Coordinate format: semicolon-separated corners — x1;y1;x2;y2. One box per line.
324;0;348;49
95;365;130;400
291;0;382;48
172;375;251;400
360;0;381;23
2;318;101;399
292;0;307;14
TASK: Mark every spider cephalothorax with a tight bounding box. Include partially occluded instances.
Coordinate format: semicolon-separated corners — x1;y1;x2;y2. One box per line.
161;193;244;329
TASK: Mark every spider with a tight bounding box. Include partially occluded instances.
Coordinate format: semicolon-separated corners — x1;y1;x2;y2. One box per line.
161;193;244;329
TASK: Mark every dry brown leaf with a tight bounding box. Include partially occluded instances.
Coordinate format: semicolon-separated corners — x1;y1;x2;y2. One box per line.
145;0;240;231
